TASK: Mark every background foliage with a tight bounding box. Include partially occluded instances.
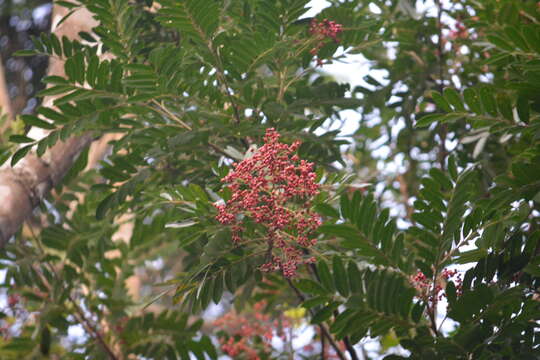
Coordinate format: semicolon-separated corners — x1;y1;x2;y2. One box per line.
0;0;539;359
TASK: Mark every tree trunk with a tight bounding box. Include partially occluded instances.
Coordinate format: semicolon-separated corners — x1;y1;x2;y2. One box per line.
0;4;98;246
0;56;14;133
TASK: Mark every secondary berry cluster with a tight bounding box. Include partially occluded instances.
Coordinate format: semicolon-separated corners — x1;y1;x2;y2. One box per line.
308;18;343;66
213;301;291;360
411;269;463;305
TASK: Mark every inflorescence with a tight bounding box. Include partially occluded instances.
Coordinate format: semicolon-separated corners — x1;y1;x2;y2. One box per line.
215;128;320;277
309;18;343;67
410;269;463;305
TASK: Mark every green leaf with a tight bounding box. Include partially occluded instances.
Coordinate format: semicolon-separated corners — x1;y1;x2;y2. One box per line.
332;255;349;297
49;34;62;56
429;168;452;191
200;335;217;360
311;301;340;324
340;194;352;220
446;281;457;305
37;107;69;124
487;35;514;51
199;276;213;310
42;75;69;85
62;36;72;57
479;87;498;116
96;193;115;220
448;284;493;323
347;262;362;294
55;1;79;9
158;0;219;45
303;296;328;309
455;248;488;264
13;49;38;57
224;270;236;293
9;135;35;144
430;91;452;113
330;309;356;334
11;145;32;166
463;88;482;114
315;203;340;218
443;88;465;112
442;169;476;246
37;85;73;97
318;224;358;240
78;31;96;43
64;146;89;184
504;26;529;51
295;279;327;296
212;272;224;304
317;261;335;292
523;256;540;277
496;93;513;121
411;302;425;323
516;94;529;123
415;113;444;128
40;325;51;355
447;155;458;181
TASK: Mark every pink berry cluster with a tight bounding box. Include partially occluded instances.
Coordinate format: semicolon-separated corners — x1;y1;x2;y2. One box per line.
215;128;320;277
213;301;287;360
410;269;463;305
308;18;343;66
0;294;23;339
7;294;19;308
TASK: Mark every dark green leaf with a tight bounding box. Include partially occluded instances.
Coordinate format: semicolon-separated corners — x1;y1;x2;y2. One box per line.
11;145;32;166
332;255;349;297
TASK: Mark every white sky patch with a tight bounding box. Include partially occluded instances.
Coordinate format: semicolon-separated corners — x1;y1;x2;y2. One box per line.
303;0;331;18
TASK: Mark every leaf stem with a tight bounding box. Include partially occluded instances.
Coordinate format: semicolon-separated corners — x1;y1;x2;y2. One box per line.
26;224;120;359
308;263;359;360
150;99;192;130
285;277;348;360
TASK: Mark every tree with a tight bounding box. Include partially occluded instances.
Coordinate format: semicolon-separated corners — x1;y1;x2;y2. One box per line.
0;0;538;359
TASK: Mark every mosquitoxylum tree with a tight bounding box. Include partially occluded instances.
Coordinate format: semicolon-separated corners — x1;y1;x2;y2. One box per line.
0;0;538;359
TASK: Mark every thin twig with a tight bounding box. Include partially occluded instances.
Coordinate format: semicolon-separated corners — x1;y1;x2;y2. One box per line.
210;45;242;126
343;337;359;360
320;327;326;359
150;101;234;159
308;264;359;360
207;141;237;159
26;224;120;360
151;99;192;130
68;295;120;360
285;277;347;360
435;0;447;171
427;301;440;337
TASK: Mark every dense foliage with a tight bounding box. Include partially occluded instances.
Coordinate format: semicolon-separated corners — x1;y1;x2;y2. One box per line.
1;0;539;359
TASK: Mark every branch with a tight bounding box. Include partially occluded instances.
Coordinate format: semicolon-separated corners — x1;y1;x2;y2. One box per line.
435;0;447;170
0;56;14;134
0;3;101;247
308;263;359;360
151;99;192;130
69;293;120;360
285;277;348;360
343;337;359;360
320;328;326;360
26;230;120;360
0;134;93;246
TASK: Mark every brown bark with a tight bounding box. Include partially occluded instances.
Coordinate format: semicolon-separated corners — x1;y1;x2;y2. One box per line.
0;4;99;246
0;56;14;133
0;134;93;245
